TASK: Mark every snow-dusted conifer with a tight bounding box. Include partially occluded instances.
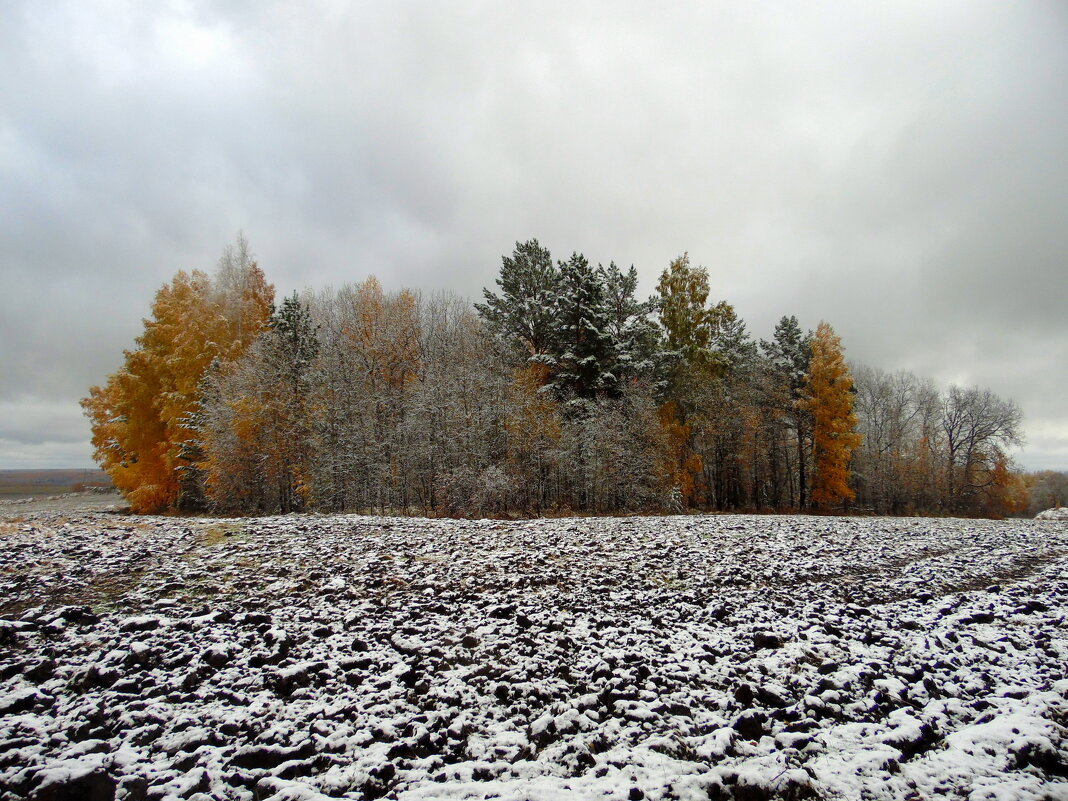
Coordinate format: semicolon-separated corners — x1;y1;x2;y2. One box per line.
475;239;561;358
550;252;618;401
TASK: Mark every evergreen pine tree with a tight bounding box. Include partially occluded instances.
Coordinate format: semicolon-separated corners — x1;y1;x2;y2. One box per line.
603;261;660;383
262;293;320;512
761;315;813;508
475;239;560;358
551;252;617;401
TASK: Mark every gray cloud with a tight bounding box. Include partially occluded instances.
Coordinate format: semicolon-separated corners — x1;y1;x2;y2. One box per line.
2;0;1066;470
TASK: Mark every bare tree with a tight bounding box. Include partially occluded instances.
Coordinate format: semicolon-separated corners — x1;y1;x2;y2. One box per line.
940;386;1023;513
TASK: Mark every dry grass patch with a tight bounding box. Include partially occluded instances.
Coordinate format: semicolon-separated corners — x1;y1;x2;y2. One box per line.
198;523;245;547
0;522;24;537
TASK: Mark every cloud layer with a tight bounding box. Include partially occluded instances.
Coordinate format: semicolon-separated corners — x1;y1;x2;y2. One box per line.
2;1;1066;470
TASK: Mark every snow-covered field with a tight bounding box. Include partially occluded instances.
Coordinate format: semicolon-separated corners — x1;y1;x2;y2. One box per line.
1037;507;1068;522
1;508;1066;801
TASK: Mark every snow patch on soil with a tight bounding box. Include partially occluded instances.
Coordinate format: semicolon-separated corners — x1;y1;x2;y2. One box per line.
0;510;1066;800
1037;507;1068;521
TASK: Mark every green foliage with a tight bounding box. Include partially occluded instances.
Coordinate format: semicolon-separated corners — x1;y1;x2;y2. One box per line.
551;252;617;400
477;241;660;407
475;239;560;357
269;292;321;382
761;315;811;395
656;254;732;376
603;262;661;382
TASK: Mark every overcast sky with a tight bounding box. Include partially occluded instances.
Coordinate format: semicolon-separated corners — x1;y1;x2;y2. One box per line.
2;1;1066;471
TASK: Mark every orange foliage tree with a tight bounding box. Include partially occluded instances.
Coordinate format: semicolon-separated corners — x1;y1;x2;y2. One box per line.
657;400;703;508
344;277;421;394
982;451;1029;517
801;322;863;511
81;241;273;512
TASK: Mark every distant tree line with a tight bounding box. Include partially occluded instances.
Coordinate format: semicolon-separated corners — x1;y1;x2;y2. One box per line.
1022;470;1068;517
83;236;1030;518
850;367;1026;516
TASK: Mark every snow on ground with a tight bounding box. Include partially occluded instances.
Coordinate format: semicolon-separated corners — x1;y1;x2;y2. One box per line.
1037;507;1068;521
0;507;1066;800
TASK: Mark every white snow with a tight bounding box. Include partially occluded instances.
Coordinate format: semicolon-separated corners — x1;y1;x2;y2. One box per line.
1036;506;1068;520
0;509;1065;800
